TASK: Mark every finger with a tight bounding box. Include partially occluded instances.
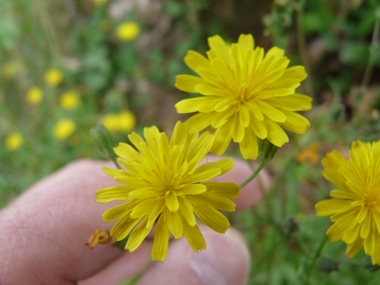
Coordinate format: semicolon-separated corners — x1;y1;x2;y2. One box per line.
79;242;152;285
0;160;130;284
136;226;250;285
204;155;271;211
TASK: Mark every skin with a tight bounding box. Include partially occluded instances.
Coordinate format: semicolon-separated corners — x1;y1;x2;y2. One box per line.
0;157;270;285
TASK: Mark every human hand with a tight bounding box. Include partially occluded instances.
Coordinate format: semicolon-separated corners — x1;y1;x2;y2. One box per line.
0;157;269;285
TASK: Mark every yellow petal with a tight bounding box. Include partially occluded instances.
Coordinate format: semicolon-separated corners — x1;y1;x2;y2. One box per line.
238;34;254;55
232;113;245;142
263;119;289;147
250;114;267;139
203;182;240;199
130;198;156;218
176;97;208;113
151;214;171;262
192;194;236;212
191;198;230;233
196;157;234;176
183;168;222;184
346;237;363;258
264;94;312;111
96;185;133;202
165;190;179;212
179;184;207;195
167;209;183;239
281;110;310;134
239;128;258;160
246;101;264;121
315;199;351;216
183;222;206;253
256;101;287;123
209;120;233;155
102;203;129;222
195;84;223;96
147;198;165;227
186;112;216;132
110;215;140;241
184;50;212;73
102;167;126;177
187;131;215;160
175;74;204;93
178;196;196;226
126;217;153;252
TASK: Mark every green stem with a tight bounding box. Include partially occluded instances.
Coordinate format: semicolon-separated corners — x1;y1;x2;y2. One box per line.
296;2;314;98
240;161;266;189
307;235;329;280
112;157;122;169
361;17;380;90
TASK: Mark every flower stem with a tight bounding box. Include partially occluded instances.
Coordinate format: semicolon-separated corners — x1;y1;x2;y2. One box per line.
295;1;314;98
240;161;266;189
307;235;329;280
112;157;122;169
361;16;380;91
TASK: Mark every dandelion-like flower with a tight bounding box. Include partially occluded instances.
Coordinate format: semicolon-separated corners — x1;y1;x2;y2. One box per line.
53;119;76;140
97;121;240;262
101;111;136;133
5;132;23;151
116;22;140;41
60;91;81;110
45;69;63;86
315;141;380;265
26;87;43;105
175;34;312;159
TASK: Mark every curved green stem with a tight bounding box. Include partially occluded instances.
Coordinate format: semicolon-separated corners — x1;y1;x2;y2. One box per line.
240;161;266;189
307;235;329;280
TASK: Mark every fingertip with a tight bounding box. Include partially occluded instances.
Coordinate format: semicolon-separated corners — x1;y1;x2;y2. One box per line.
136;226;250;285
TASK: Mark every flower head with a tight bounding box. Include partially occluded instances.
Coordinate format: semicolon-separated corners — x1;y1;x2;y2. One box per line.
101;110;136;133
5;132;23;151
60;91;80;110
315;141;380;265
26;87;43;105
45;69;63;86
296;143;318;165
175;34;312;159
53;119;76;140
116;22;140;41
97;121;240;262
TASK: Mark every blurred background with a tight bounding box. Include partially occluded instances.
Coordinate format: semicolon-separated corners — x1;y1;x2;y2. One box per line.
1;0;380;283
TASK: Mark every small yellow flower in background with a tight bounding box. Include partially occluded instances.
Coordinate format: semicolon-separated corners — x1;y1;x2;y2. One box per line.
116;22;140;41
101;110;136;133
97;121;240;262
296;143;318;165
45;69;63;86
1;60;24;78
5;132;24;151
92;0;108;4
53;119;76;140
175;34;312;160
315;141;380;265
60;91;81;110
26;87;43;105
118;110;136;132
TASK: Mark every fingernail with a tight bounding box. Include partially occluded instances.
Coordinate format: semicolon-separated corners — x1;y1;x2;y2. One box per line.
190;228;250;285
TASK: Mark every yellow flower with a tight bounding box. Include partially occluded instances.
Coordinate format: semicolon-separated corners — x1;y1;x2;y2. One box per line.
53;119;76;140
296;143;318;165
101;111;136;133
175;34;312;160
315;141;380;265
118;110;136;132
26;87;43;105
97;121;240;262
60;91;80;110
45;69;63;86
5;132;23;151
116;22;140;41
1;60;24;78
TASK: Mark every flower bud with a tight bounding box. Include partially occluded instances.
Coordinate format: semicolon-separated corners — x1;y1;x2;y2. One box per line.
90;124;117;159
259;139;279;162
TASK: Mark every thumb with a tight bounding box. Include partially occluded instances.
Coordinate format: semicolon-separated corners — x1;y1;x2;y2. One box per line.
136;226;250;285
